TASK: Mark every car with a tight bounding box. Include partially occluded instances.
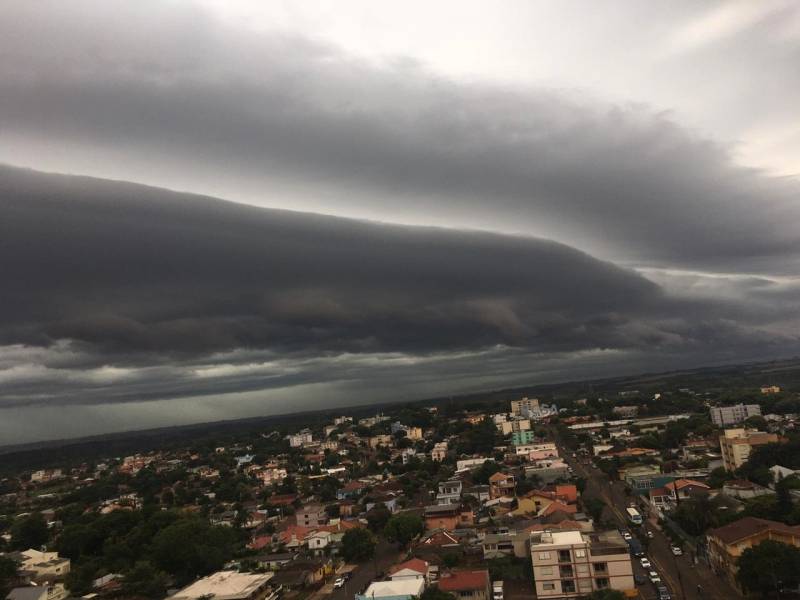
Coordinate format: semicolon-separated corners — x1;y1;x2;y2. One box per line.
333;578;345;589
648;571;662;584
656;585;671;600
623;532;632;541
671;546;683;556
639;557;651;568
634;574;647;586
646;530;654;539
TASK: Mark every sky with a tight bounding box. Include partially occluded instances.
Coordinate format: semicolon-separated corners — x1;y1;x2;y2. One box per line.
1;0;800;444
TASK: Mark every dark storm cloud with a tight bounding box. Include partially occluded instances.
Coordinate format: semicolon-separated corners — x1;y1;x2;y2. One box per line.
1;165;799;414
1;1;799;273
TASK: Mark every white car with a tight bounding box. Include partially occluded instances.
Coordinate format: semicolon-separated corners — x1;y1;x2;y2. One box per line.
622;532;632;541
646;530;654;539
333;578;345;589
671;546;683;556
640;557;651;568
649;571;662;584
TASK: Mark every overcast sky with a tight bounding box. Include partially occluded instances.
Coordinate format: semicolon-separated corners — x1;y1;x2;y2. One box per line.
1;0;800;444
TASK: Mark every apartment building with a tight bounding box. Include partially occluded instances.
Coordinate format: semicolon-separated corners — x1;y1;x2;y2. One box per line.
436;480;463;505
511;430;537;446
295;504;327;527
287;429;313;448
720;428;780;471
530;530;634;598
710;403;762;427
431;442;448;462
499;419;532;436
707;517;800;589
511;398;540;417
489;472;515;499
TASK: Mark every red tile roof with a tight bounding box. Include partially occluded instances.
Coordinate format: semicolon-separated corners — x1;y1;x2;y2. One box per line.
708;517;800;545
438;570;489;592
389;558;429;576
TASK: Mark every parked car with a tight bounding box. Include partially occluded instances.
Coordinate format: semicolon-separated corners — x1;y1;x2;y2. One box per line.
333;578;345;589
656;585;671;600
671;546;683;556
634;574;648;586
623;532;632;541
640;557;651;569
646;530;654;539
649;571;662;584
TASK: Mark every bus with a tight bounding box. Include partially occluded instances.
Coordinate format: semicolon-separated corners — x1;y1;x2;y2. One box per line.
626;507;643;525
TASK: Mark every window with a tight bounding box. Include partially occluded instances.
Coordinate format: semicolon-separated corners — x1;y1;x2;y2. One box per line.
561;580;576;594
575;549;586;558
593;562;607;573
558;550;572;562
595;578;609;589
538;552;551;560
576;565;589;574
541;567;553;576
542;583;555;591
559;566;573;578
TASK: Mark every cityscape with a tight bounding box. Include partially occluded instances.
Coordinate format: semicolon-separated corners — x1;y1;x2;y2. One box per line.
3;2;800;600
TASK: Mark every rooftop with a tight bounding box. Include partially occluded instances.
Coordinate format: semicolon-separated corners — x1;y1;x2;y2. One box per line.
360;579;424;598
438;570;489;592
169;571;273;600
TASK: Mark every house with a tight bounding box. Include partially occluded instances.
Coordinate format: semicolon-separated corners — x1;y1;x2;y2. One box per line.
722;480;775;500
306;531;332;555
168;572;278;600
489;472;515;499
424;505;474;530
355;579;424;600
6;585;67;600
524;459;569;484
370;435;393;449
431;442;448;462
388;558;430;581
707;517;800;589
271;559;331;588
418;529;461;549
456;458;491;471
438;570;491;600
337;480;367;500
437;480;463;505
720;429;780;471
17;550;70;581
296;504;327;527
648;479;710;513
530;530;634;598
464;485;490;503
254;553;296;571
481;531;530;559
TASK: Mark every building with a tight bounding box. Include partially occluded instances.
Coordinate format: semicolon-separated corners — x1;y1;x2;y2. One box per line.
511;430;537;446
761;386;781;394
431;442;448;462
499;419;531;436
514;442;557;456
720;429;780;471
6;585;67;600
611;405;638;418
287;430;313;448
18;550;70;581
456;457;491;471
489;472;515;499
511;398;540;417
296;504;327;527
707;517;800;589
355;579;424;600
710;404;762;427
388;558;430;581
424;504;474;530
369;434;393;449
438;570;490;600
530;530;634;598
168;572;278;600
482;531;530;559
437;480;463;505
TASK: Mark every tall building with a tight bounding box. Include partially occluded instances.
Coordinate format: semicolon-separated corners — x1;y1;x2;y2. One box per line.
530;530;634;598
511;429;537;446
511;397;540;417
720;429;779;471
710;404;762;427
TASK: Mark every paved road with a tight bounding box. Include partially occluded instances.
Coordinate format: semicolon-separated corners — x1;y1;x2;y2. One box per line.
313;539;403;600
554;435;742;600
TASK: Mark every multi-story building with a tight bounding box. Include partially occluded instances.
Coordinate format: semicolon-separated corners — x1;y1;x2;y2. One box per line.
431;442;448;462
436;480;463;505
511;430;537;446
511;398;540;417
710;404;762;427
287;429;313;448
720;429;780;471
295;504;327;527
530;530;634;598
18;549;71;581
489;472;515;499
369;434;393;449
707;517;800;589
760;386;781;394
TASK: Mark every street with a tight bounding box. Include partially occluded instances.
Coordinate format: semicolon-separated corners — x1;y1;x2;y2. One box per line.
556;437;742;600
309;539;403;600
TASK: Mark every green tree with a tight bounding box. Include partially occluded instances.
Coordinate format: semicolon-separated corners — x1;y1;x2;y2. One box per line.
0;556;18;598
420;588;456;600
340;528;376;563
10;513;48;550
151;519;236;583
737;540;800;597
123;561;169;598
383;513;424;547
583;590;626;600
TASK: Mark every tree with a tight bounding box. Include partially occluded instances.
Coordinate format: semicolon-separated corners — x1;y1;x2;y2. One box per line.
10;513;48;550
0;556;17;598
420;588;456;600
584;498;606;523
383;513;424;547
151;518;236;583
123;561;169;598
340;528;376;563
583;590;626;600
737;540;800;597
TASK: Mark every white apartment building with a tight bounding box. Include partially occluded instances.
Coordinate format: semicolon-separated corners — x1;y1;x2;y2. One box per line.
530;531;634;598
511;398;540;417
287;429;313;448
710;404;762;427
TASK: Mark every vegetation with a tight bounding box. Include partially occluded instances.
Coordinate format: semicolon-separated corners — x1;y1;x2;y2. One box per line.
341;528;376;563
737;540;800;597
383;513;424;547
